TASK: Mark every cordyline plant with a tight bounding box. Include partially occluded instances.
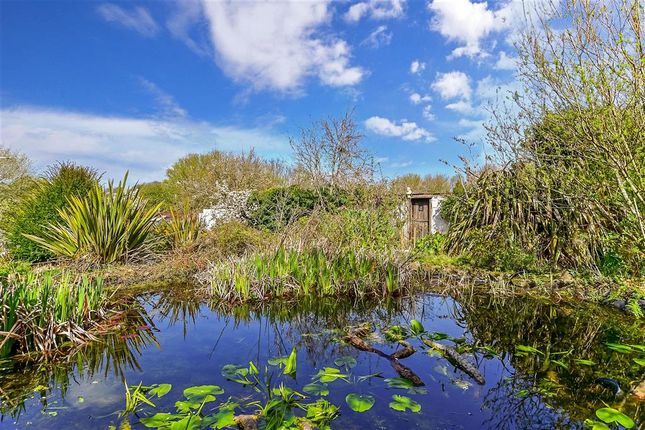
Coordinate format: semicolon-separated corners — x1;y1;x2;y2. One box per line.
25;173;161;265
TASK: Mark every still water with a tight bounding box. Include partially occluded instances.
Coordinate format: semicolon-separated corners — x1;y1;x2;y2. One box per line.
1;290;643;429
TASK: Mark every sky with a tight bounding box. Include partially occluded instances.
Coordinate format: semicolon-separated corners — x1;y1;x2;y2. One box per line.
0;0;535;183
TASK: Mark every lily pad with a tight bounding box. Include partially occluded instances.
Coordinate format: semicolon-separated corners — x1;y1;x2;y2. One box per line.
303;383;329;396
149;383;172;398
389;394;421;413
595;407;634;429
183;385;224;402
314;367;348;383
334;356;357;369
345;393;375;412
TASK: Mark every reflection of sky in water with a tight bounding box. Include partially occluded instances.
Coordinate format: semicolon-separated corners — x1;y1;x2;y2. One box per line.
1;293;641;429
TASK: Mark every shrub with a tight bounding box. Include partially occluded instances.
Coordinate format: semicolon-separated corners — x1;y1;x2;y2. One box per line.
158;209;203;250
462;224;538;272
244;186;351;231
197;221;267;257
3;163;98;262
25;173;160;265
414;233;446;256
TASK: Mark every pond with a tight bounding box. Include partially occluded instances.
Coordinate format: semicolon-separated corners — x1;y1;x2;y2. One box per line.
1;288;643;429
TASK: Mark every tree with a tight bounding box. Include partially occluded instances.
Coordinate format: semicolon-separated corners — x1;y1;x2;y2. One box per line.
291;111;375;189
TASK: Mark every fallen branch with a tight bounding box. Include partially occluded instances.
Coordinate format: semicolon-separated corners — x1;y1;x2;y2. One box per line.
422;339;485;385
344;332;424;386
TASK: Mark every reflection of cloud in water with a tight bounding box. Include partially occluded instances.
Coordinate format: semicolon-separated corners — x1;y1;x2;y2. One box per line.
66;379;123;410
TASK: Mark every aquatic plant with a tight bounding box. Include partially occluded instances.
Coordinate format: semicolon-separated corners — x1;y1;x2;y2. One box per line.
207;247;410;302
25;173;161;264
0;270;107;358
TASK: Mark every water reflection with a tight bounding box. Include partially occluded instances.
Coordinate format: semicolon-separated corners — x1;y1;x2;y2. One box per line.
1;288;642;429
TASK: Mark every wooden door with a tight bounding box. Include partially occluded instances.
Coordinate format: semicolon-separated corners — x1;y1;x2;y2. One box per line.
410;198;430;242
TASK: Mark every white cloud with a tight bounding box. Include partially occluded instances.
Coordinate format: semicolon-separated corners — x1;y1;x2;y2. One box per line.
431;71;472;100
138;78;187;119
409;92;431;105
97;3;159;37
410;60;426;74
365;116;434;142
361;25;393;48
422;105;435;121
166;0;211;56
445;100;474;114
494;51;517;70
0;107;289;182
428;0;499;59
344;0;405;22
428;0;553;59
200;1;364;93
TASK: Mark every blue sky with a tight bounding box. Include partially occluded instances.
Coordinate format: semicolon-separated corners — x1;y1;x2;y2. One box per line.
1;0;531;182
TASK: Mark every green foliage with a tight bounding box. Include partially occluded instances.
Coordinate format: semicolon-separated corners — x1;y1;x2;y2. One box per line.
244;186;350;231
0;270;106;358
158;209;202;250
209;247;407;301
388;394;421;413
4;162;98;262
197;221;267;258
137;181;174;210
414;233;445;256
345;393;375;412
459;223;539;272
25;173;160;265
164;149;285;211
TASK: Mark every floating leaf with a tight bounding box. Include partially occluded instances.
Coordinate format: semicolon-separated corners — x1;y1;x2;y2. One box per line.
384;325;409;342
427;332;449;341
384;378;427;394
583;419;610;430
595;407;634;429
334;356;357;369
303;383;329;396
221;365;252;384
345;393;375;412
314;367;349;383
149;383;172;398
206;410;236;429
357;372;383;383
140;413;179;428
77;396;85;403
389;394;421;413
183;385;224;402
410;320;425;336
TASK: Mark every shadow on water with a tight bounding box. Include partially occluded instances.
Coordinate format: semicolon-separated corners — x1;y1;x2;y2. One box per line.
1;286;643;429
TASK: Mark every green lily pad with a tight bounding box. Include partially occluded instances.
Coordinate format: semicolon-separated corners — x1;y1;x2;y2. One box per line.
595;407;635;429
314;367;348;383
345;393;375;412
334;356;357;369
303;383;329;396
183;385;224;402
149;383;172;398
389;394;421;413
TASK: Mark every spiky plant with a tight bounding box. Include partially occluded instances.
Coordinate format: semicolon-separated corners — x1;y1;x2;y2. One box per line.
25;173;161;265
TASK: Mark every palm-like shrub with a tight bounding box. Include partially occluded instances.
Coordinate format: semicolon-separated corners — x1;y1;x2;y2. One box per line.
25;173;161;264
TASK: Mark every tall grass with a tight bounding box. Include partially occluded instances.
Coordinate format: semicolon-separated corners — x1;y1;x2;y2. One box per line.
0;271;106;358
207;248;409;302
162;209;202;249
25;173;161;265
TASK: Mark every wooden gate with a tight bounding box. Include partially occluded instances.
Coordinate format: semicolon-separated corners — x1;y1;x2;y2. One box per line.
410;197;430;242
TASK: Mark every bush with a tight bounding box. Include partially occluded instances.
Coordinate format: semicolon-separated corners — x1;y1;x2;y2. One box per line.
25;173;160;265
3;163;98;262
463;224;539;272
244;186;351;231
197;221;267;258
414;233;446;256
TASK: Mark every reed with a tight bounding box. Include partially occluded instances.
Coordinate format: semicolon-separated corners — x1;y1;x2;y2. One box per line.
0;270;107;358
207;247;410;302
